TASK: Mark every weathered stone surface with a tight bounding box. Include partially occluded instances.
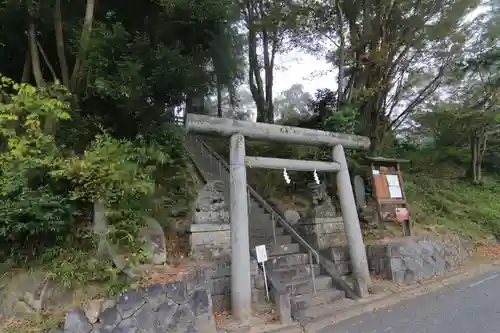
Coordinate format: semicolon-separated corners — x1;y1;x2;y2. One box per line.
140;217;167;265
142;284;167;310
284;210;301;225
48;329;65;333
165;281;188;303
134;303;161;333
156;300;179;329
59;266;217;333
353;175;367;210
190;289;210;315
93;201;167;278
0;270;75;321
193;181;229;224
98;304;123;332
116;289;146;319
366;236;472;285
189;224;231;261
300;182;345;249
64;308;92;333
84;299;104;324
188;226;268;312
164;303;196;333
194;314;217;333
111;316;138;333
321;246;351;276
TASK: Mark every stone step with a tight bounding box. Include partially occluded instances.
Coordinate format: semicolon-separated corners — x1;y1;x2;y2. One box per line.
266;253;310;269
250;235;292;246
251;243;300;258
249;220;274;230
297;298;358;322
250;225;283;232
271;264;321;281
249;213;272;223
250;227;284;237
284;275;332;296
250;204;266;213
290;289;345;316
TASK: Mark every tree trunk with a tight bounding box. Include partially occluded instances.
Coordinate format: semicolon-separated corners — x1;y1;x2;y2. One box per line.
70;0;96;91
54;0;70;87
468;133;483;184
336;2;346;108
262;26;275;124
248;23;266;121
37;40;58;82
216;79;223;118
21;50;31;83
28;20;44;88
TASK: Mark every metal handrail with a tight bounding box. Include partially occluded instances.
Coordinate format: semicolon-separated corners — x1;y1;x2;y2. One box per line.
191;135;321;274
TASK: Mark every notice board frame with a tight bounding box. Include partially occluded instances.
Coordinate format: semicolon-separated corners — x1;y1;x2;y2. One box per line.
365;156;411;236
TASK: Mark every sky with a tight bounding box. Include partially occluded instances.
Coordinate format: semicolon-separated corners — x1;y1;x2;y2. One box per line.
273;52;335;96
271;5;488;98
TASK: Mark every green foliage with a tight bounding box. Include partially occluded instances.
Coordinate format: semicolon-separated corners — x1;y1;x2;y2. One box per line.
0;76;193;288
323;104;358;135
0;78;74;254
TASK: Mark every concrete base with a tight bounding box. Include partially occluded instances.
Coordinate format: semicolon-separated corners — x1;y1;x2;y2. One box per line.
189;224;269;312
300;217;346;250
189;224;231;261
321;246;351;276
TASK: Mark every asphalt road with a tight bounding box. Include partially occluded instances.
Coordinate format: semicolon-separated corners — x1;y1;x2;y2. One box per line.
322;269;500;333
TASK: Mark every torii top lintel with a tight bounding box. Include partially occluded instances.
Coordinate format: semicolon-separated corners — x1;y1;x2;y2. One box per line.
185;114;370;150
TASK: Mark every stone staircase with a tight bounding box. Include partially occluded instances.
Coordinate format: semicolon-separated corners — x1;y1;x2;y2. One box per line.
186;134;356;322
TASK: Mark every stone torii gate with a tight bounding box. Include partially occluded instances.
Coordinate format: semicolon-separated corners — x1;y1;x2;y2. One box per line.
185;114;372;321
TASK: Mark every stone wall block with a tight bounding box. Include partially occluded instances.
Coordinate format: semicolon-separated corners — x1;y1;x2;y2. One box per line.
64;308;92;333
115;289;147;319
211;277;230;295
366;237;471;285
165;281;188;304
189;289;211;316
61;266;218;333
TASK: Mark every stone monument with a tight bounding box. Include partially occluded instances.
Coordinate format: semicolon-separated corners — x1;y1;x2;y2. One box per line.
353;175;367;210
299;182;346;249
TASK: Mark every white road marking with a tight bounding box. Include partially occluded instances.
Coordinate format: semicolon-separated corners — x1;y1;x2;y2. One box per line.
468;273;500;288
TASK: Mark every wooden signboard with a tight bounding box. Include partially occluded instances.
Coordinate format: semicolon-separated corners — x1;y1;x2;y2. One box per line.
366;157;411;236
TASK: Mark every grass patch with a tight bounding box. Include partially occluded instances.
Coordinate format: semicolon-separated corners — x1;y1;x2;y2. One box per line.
405;173;500;240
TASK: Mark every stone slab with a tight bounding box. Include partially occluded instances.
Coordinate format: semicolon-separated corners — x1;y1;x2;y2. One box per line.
190;224;231;233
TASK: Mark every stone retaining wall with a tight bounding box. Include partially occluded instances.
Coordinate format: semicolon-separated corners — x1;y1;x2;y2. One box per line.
321;246;352;276
189;224;268;311
323;236;473;284
60;265;217;333
366;236;473;284
210;256;267;311
300;217;346;250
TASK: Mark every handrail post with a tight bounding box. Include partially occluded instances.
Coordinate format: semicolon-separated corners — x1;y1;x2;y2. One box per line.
247;188;251;210
309;251;316;295
271;213;276;244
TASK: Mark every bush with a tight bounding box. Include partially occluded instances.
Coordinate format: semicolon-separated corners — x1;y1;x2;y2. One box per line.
0;76;193;286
